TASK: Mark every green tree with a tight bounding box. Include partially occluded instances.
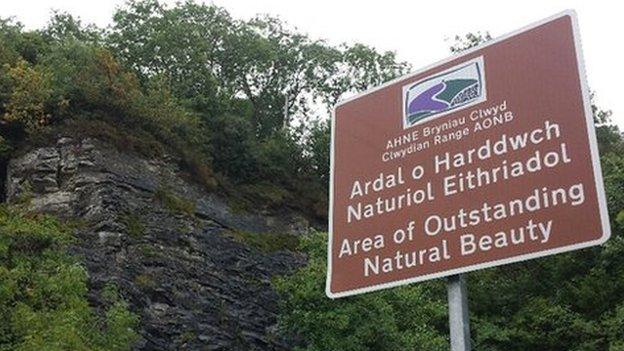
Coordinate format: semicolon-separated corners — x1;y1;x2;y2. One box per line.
319;43;410;108
1;60;52;134
109;0;409;138
449;32;492;53
42;11;103;44
221;15;337;137
305;119;331;189
275;232;448;351
109;0;234;115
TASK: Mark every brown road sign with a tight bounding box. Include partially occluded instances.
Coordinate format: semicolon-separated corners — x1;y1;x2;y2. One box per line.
326;10;610;298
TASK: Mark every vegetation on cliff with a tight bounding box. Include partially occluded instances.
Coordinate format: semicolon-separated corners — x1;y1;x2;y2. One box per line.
0;1;408;219
0;206;139;350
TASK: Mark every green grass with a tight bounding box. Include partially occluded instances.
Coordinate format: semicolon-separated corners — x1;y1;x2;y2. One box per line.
179;330;197;343
134;273;156;289
228;229;300;253
154;187;196;216
225;181;292;213
137;244;162;258
120;212;146;238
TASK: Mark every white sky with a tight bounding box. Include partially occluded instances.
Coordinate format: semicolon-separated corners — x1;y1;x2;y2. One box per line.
1;0;621;128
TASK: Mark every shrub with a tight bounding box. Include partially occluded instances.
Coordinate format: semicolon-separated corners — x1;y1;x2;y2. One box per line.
154;187;196;216
2;60;52;134
208;113;259;182
0;135;10;157
120;212;145;238
134;273;156;289
274;232;448;351
0;205;139;350
228;229;299;253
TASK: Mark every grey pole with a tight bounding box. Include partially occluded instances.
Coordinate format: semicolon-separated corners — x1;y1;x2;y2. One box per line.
447;274;471;351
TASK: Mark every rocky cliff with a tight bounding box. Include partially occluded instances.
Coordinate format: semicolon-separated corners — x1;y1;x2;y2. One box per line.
4;136;309;350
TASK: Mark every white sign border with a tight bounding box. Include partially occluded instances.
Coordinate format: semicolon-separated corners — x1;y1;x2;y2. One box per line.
326;9;611;299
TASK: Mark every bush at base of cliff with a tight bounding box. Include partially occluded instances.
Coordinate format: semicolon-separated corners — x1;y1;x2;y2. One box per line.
273;232;448;351
0;206;139;351
0;136;10;157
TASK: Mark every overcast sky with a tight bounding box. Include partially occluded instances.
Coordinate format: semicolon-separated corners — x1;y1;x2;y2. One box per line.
1;0;621;128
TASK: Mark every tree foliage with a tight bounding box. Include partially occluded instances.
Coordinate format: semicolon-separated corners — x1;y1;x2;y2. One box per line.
1;0;408;218
449;32;492;53
2;60;52;134
274;232;448;351
109;1;409;138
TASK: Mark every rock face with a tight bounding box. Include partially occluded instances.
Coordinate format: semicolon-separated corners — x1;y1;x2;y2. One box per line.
5;137;307;350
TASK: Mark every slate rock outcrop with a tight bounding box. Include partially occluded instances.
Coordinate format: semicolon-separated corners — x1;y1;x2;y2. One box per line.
5;137;307;350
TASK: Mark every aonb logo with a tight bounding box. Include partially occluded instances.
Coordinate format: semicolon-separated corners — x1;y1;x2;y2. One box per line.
403;56;487;128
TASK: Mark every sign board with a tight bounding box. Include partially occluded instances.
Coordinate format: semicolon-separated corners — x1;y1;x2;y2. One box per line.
326;10;610;298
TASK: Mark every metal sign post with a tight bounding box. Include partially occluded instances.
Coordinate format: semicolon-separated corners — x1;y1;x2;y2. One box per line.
447;274;471;351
